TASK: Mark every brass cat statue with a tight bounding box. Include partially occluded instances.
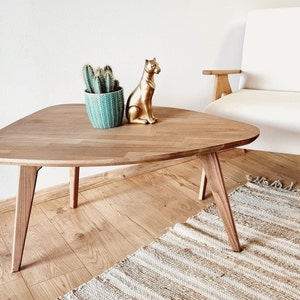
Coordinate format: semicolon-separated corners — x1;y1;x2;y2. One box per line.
126;58;161;124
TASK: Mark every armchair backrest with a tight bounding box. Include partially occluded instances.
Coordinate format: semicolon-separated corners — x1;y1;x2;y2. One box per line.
239;7;300;92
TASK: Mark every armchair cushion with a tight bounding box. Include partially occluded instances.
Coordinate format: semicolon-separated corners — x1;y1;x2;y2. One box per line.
205;89;300;155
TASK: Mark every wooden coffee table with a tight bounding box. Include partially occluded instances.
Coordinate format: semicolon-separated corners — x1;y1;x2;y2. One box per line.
0;104;259;272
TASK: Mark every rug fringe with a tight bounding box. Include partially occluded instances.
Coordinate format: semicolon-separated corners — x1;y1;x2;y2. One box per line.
246;175;298;191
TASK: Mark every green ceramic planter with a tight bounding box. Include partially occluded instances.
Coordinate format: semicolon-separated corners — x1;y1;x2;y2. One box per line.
84;88;124;129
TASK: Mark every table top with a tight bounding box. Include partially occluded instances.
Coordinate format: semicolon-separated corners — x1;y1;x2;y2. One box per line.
0;105;259;167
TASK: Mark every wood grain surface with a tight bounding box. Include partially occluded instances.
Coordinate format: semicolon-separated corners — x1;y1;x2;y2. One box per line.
0;105;259;166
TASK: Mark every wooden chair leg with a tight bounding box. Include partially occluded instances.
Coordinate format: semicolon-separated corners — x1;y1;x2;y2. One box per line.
199;168;207;200
70;167;80;208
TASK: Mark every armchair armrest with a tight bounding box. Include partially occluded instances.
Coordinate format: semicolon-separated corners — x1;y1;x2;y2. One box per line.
203;69;241;100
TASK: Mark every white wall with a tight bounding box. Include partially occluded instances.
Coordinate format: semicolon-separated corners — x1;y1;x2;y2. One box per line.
1;0;299;200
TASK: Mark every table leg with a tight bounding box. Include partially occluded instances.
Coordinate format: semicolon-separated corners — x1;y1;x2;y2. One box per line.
12;165;41;272
198;152;242;252
198;168;207;200
69;167;80;208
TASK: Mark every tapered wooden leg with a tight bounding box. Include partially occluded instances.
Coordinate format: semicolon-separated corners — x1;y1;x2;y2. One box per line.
198;168;207;200
12;166;41;272
70;167;80;208
198;152;242;252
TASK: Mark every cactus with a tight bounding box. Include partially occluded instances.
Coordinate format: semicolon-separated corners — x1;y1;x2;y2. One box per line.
82;65;94;93
83;64;120;94
103;65;114;93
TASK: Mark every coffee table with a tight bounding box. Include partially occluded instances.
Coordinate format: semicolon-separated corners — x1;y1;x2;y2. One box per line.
0;104;259;272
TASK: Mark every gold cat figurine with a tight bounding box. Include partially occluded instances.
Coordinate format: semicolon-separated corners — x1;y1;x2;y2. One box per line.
126;58;161;124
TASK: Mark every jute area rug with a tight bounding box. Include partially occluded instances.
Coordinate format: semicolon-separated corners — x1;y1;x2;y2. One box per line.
59;177;300;300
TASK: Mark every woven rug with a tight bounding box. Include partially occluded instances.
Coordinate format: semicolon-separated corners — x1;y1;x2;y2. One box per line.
59;176;300;300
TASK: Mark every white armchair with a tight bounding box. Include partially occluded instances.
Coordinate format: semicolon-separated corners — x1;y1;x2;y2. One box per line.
200;7;300;199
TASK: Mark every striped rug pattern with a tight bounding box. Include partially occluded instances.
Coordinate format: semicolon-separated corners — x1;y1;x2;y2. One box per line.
59;177;300;300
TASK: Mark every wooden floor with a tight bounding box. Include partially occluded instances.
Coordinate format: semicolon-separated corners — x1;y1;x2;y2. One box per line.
1;149;300;299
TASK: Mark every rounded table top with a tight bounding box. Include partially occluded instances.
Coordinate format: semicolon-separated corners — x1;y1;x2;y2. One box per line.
0;105;259;167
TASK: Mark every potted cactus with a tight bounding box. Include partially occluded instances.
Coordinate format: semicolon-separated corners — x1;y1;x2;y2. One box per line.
83;64;124;129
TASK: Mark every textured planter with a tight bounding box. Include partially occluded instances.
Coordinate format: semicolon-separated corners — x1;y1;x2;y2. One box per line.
84;88;124;129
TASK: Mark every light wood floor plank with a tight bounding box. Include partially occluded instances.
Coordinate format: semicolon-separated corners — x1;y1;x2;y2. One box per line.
0;210;23;283
18;205;84;287
39;194;141;276
0;278;34;300
29;268;92;300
